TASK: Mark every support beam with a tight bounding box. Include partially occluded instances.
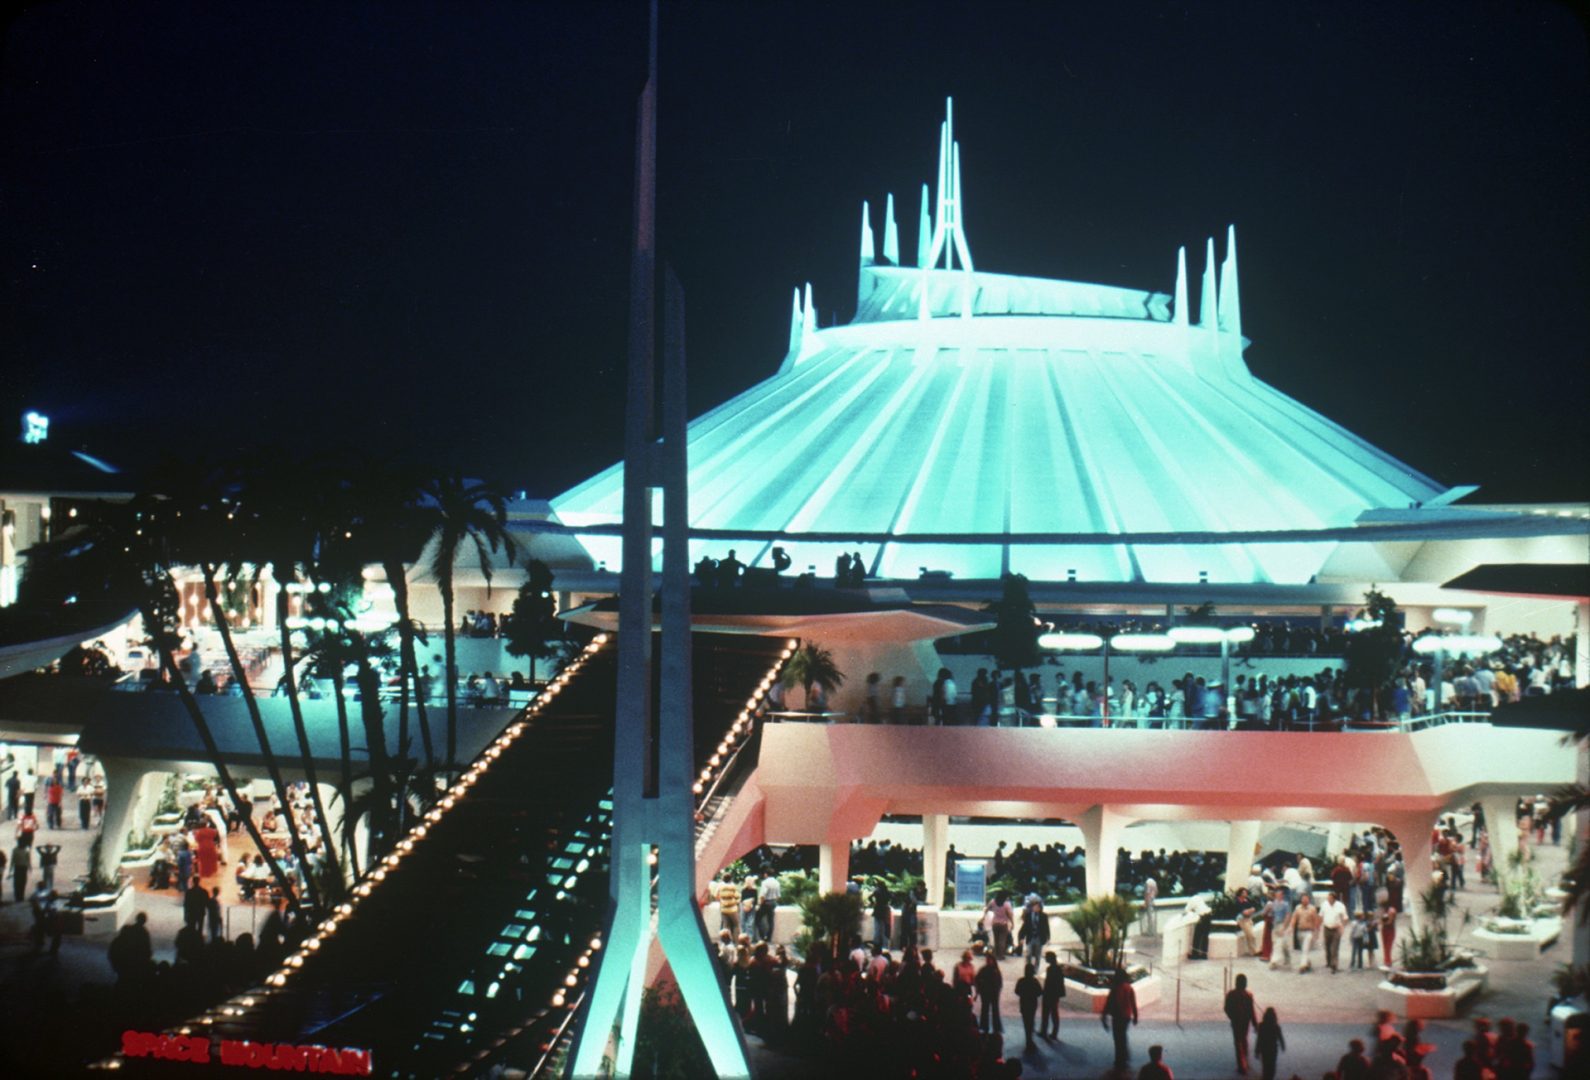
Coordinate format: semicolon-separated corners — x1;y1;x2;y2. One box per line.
1224;820;1262;890
1387;813;1436;936
1480;795;1521;892
1079;805;1130;898
922;813;949;908
819;841;851;896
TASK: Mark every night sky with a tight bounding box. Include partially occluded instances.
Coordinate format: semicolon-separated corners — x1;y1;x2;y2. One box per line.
2;1;1586;501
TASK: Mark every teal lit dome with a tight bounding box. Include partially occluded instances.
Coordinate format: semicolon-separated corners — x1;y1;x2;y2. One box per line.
553;102;1445;585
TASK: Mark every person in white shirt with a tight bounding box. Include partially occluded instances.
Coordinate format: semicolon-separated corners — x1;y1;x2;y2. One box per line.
1319;890;1350;972
756;873;781;942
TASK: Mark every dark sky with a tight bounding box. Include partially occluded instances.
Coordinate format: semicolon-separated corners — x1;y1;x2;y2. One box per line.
2;1;1586;501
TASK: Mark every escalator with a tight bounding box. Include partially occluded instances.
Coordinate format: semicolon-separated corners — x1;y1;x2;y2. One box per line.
104;632;788;1078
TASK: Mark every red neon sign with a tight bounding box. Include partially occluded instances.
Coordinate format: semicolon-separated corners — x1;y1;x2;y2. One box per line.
120;1030;373;1075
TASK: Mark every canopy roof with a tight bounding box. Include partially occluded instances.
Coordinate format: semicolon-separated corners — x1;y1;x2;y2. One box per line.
553;101;1449;586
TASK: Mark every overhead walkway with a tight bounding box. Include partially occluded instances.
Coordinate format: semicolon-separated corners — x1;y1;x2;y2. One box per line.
98;632;789;1078
689;715;1579;935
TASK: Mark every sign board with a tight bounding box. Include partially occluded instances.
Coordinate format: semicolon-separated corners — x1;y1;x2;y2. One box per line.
954;859;987;910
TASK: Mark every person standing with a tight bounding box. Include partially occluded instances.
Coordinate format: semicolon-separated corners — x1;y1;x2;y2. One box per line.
1320;889;1349;972
1103;969;1139;1072
1018;895;1049;965
898;886;918;950
1040;950;1067;1040
1267;887;1293;969
45;772;64;830
183;875;208;932
78;787;92;830
11;841;31;903
19;767;36;816
1378;897;1397;968
5;769;19;820
715;875;741;937
207;887;224;943
989;891;1014;960
1014;961;1043;1052
36;842;60;892
1223;972;1257;1073
974;952;1004;1035
1141;876;1159;934
756;872;780;943
1255;1007;1286;1080
870;882;892;950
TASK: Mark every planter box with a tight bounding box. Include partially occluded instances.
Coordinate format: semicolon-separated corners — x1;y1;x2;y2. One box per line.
120;846;159;868
1208;930;1243;960
1062;969;1161;1014
73;879;137;933
1474;918;1561;961
1376;964;1488;1019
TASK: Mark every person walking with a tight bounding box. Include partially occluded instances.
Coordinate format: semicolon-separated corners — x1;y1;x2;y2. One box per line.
1267;887;1293;969
974;952;1004;1035
1040;950;1067;1040
1255;1007;1286;1080
1320;889;1349;972
1103;968;1139;1072
1014;961;1043;1052
1223;972;1258;1073
1292;892;1321;973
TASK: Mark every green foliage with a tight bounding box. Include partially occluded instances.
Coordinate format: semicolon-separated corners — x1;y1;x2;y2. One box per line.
632;984;713;1080
1205;890;1244;920
986;573;1040;674
125;830;156;854
778;870;819;908
1397;884;1472;972
155;775;181;816
781;643;845;708
501;560;563;679
1063;894;1138;972
719;858;750;884
1495;868;1545;921
799;890;864;959
84;834;122;896
1344;588;1404;691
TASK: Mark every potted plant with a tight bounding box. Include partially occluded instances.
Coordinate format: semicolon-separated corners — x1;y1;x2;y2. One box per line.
68;834;135;931
797;890;863;961
780;643;845;713
1062;894;1140;987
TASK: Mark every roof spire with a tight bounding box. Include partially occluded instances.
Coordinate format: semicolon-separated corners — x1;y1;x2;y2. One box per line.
1218;224;1241;338
802;281;817;339
883;192;900;266
787;285;803;355
1200;237;1218;329
859;200;875;266
1173;246;1189;328
923;97;974;273
916;183;932;268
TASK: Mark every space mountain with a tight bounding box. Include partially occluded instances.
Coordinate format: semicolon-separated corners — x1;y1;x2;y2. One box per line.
552;101;1449;586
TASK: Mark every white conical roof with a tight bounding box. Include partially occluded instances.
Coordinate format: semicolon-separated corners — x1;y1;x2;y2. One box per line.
553;104;1444;585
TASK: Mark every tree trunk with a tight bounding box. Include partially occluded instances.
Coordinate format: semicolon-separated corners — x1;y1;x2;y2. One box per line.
202;562;321;913
441;564;458;772
386;560;433;769
275;584;342;886
329;667;360;880
354;655;392;859
151;608;298;916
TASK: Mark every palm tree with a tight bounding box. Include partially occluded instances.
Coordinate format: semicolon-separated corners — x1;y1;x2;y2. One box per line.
157;461;325;913
1545;729;1590;926
421;473;519;770
781;642;845;711
237;458;344;888
21;497;302;913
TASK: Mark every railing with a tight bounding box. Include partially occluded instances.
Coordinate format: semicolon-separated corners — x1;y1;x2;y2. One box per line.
764;708;1506;731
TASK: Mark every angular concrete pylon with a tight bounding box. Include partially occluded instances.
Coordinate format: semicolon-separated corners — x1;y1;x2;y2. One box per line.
859;199;875;266
1200;237;1218;330
569;4;749;1076
1173;245;1190;328
882;192;900;266
1218;224;1242;339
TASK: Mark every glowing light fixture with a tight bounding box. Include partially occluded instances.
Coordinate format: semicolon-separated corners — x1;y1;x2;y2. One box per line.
1038;632;1103;651
1412;634;1502;656
1109;633;1177;652
1431;608;1475;626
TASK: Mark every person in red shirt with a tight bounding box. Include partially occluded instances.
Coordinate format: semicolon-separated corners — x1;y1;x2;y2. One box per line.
1103;969;1139;1072
1137;1044;1173;1080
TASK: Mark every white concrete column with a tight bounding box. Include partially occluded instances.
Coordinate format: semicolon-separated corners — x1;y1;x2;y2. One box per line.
96;757;160;869
922;813;949;907
1224;820;1262;890
1577;738;1590;970
1079;805;1130;898
1480;795;1521;890
819;841;851;895
1576;600;1589;688
1390;814;1436;935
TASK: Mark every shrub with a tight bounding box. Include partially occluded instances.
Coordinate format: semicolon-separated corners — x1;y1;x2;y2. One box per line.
1063;894;1138;971
799;890;864;960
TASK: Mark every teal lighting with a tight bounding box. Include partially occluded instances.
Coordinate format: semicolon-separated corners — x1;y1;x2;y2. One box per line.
553;101;1449;585
22;411;48;444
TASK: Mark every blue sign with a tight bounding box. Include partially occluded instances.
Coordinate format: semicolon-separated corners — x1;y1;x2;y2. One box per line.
955;860;987;910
